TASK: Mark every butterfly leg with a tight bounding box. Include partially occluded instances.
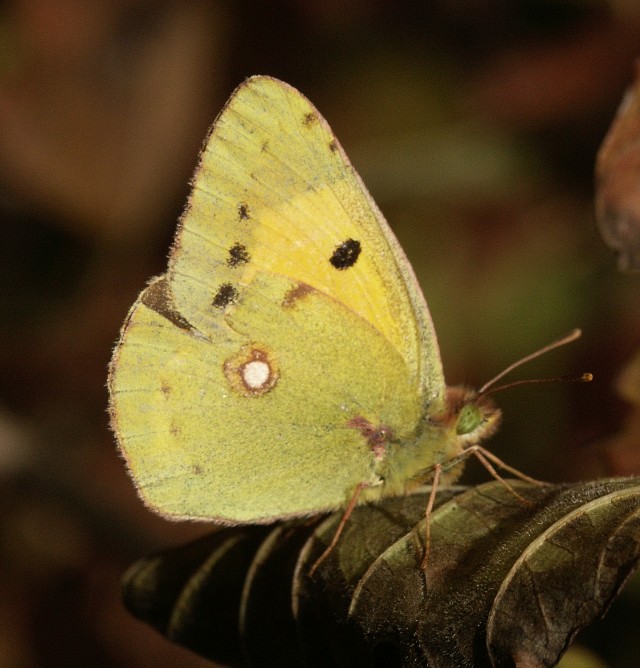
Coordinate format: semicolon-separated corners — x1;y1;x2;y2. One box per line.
467;445;545;485
463;444;548;506
419;462;442;571
309;481;367;577
418;446;547;571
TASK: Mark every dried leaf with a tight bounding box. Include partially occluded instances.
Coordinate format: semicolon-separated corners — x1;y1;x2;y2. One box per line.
595;62;640;272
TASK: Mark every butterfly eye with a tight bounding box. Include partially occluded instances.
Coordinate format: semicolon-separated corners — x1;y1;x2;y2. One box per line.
456;403;483;436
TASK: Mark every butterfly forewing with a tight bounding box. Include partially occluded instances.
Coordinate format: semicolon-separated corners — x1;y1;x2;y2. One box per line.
168;76;445;405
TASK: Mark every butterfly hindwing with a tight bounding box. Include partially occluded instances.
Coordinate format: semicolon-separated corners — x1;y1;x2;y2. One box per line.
110;272;421;521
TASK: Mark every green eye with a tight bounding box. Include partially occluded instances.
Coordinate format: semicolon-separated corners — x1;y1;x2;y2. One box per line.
456;404;483;435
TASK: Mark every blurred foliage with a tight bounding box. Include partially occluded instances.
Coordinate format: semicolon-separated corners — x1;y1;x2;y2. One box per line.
1;0;640;666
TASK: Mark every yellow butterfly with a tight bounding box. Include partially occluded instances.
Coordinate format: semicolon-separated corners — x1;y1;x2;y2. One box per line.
109;76;565;536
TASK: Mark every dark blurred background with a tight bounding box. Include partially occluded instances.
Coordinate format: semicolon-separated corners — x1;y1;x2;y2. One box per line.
1;1;639;666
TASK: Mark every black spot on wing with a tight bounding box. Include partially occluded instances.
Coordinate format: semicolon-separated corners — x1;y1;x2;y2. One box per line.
212;283;238;309
303;112;316;127
227;243;250;267
330;238;361;270
328;140;338;152
238;203;250;220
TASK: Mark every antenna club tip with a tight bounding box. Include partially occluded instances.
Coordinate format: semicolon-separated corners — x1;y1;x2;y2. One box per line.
581;372;594;382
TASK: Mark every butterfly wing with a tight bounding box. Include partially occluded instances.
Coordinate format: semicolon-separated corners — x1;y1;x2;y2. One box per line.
110;272;424;521
109;76;446;522
170;76;444;401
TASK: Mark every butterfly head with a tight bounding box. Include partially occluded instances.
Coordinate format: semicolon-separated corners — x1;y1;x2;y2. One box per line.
444;330;588;447
446;387;502;445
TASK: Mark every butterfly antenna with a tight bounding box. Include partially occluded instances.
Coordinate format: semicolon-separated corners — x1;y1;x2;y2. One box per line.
480;373;593;396
478;328;586;396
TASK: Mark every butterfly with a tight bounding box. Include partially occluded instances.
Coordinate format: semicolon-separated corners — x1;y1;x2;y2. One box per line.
109;76;570;553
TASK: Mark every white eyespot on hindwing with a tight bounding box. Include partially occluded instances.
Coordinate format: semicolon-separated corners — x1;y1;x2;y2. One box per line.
224;344;279;397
